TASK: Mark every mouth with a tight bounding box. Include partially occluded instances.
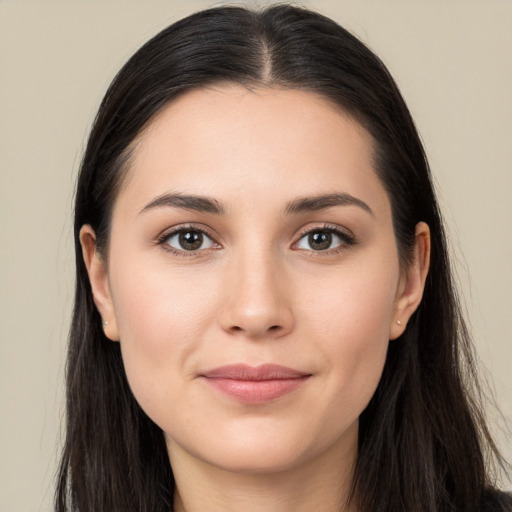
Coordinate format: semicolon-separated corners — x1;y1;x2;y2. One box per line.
199;364;311;404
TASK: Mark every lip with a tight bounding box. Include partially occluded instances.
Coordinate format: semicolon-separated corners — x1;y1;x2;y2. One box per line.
200;364;311;404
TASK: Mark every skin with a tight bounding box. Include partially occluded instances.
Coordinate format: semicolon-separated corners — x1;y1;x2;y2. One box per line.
81;85;430;512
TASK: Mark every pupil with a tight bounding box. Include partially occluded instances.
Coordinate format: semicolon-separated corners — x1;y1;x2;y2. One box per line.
179;231;203;250
309;231;332;250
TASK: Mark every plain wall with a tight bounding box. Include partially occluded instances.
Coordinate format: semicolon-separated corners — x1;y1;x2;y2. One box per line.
0;1;510;510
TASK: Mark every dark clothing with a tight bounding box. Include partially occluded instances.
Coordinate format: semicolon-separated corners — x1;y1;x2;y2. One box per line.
481;490;512;511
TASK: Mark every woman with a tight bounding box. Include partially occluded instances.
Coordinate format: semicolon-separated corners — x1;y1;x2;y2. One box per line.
56;4;511;512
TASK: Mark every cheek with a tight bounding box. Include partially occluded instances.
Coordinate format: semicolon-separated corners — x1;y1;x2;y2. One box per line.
111;254;221;343
300;256;397;406
303;253;398;344
108;257;223;415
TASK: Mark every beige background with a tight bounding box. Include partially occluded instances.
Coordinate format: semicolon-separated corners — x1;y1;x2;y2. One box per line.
0;1;511;510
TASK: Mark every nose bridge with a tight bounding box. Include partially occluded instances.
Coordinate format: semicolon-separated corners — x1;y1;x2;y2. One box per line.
218;238;293;339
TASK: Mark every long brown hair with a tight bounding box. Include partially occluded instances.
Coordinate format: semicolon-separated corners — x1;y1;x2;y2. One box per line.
56;5;510;511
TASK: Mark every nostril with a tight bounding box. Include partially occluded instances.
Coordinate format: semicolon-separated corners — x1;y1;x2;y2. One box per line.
230;324;281;334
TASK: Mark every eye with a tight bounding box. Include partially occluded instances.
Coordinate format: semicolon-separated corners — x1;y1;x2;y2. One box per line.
295;227;354;252
162;228;215;252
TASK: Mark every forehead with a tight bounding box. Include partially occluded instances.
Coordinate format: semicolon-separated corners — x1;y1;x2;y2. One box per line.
116;85;390;219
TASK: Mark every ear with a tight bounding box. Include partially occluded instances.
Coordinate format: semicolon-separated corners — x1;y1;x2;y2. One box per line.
79;225;120;341
389;222;431;340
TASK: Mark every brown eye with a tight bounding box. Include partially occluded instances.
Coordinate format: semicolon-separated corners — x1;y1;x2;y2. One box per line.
165;229;214;252
296;228;352;252
307;231;332;251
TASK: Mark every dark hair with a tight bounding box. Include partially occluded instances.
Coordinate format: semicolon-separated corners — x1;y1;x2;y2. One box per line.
56;4;510;512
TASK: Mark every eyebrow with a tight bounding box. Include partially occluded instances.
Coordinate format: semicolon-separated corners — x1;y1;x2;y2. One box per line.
139;191;373;217
139;193;225;215
284;193;374;217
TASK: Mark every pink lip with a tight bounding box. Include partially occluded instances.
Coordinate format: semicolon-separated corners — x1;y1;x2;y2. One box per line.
200;364;311;404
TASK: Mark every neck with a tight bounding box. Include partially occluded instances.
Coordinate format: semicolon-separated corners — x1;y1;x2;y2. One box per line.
169;424;359;512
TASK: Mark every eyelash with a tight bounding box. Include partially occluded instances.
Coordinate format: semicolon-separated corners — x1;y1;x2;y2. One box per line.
156;224;218;257
293;224;356;255
156;223;356;257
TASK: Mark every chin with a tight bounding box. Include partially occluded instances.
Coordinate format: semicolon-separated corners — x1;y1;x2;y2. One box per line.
201;443;310;475
167;414;358;477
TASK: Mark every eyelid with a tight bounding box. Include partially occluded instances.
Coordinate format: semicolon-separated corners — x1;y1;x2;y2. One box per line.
154;222;355;256
156;223;221;255
292;223;356;252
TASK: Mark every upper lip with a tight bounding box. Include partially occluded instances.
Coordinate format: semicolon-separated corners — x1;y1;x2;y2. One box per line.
200;364;310;381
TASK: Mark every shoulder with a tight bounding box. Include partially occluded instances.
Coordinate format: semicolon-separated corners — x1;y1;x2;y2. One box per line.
480;490;512;512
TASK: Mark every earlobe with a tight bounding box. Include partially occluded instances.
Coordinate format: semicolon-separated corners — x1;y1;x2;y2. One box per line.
79;225;120;341
390;222;431;340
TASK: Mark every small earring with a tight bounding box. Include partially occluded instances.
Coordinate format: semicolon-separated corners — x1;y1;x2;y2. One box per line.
102;320;108;329
396;320;403;326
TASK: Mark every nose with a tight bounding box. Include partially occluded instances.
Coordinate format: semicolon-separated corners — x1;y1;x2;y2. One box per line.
218;249;294;340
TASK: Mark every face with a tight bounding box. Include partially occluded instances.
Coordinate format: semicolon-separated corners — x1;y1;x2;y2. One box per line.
83;85;427;477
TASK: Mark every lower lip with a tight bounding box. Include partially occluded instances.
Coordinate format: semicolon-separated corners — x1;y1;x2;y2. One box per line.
202;377;309;404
